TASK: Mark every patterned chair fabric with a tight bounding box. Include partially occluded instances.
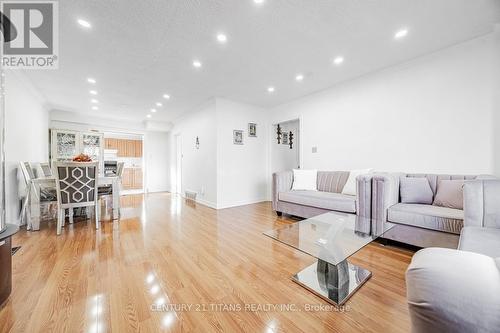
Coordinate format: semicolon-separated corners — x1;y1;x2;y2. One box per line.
55;162;98;205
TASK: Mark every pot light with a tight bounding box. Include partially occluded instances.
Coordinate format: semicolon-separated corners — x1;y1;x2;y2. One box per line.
156;102;162;107
254;0;265;4
89;90;97;95
91;99;98;103
267;86;275;93
151;108;157;113
333;56;344;65
192;60;202;68
394;28;408;40
295;74;304;82
147;114;152;118
77;19;91;29
163;94;170;99
216;33;227;43
91;106;98;110
87;78;96;84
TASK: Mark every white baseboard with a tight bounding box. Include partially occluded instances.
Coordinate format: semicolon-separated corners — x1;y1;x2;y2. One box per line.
216;198;270;210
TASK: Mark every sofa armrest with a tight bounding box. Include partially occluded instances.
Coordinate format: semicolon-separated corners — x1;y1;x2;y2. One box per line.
371;173;401;229
272;171;293;211
464;179;500;229
356;174;373;218
407;248;500;333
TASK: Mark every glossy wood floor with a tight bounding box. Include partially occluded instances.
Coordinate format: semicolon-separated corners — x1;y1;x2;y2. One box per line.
0;193;414;333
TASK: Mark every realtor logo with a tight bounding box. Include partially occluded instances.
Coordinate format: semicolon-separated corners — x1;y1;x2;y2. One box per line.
0;1;58;69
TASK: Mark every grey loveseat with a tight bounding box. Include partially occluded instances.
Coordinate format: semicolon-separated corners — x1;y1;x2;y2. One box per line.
406;179;500;333
372;173;488;248
272;171;372;218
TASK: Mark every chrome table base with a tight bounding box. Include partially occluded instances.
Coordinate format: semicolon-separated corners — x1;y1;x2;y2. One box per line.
292;259;372;305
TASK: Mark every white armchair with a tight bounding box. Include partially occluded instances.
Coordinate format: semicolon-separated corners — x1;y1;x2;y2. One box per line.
406;179;500;333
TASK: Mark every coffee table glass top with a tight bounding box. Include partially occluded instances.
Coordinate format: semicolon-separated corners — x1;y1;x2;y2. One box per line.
264;212;394;266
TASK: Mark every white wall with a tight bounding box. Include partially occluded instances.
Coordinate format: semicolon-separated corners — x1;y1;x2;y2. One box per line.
170;100;218;208
145;131;170;193
270;33;497;175
271;119;300;174
215;98;268;209
493;25;500;176
4;70;49;225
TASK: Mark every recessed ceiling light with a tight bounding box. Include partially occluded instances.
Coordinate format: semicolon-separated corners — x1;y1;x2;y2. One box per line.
216;33;227;43
87;78;96;84
89;90;97;95
254;0;265;4
151;108;157;113
77;19;91;29
394;28;408;40
333;56;344;65
155;102;162;107
295;74;304;82
192;60;202;68
147;114;152;118
163;94;170;99
91;106;98;110
91;99;98;103
267;86;275;93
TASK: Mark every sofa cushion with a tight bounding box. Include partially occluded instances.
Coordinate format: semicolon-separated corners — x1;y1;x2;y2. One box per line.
433;179;465;209
388;203;463;234
292;169;318;191
278;190;356;213
400;177;433;204
459;226;500;258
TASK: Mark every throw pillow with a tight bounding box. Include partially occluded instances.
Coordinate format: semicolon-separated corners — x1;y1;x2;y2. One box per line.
341;169;372;196
400;177;434;204
292;169;318;191
433;180;465;209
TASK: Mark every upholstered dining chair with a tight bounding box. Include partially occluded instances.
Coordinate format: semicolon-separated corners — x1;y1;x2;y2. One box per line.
53;161;99;235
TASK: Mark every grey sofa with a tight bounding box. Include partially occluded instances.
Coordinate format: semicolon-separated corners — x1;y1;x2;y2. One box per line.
406;179;500;333
372;173;487;248
272;170;372;218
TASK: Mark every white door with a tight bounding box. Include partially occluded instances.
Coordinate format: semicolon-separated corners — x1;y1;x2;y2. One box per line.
175;134;182;195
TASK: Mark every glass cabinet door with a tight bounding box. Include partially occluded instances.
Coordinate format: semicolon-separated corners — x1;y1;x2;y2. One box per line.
82;133;102;162
54;131;78;161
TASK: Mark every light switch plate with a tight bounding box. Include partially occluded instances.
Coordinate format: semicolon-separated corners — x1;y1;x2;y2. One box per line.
312;146;318;153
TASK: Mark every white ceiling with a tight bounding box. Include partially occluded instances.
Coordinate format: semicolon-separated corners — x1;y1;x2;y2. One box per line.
23;0;500;123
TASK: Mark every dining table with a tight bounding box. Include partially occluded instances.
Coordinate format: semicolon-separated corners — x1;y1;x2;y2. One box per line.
28;175;121;231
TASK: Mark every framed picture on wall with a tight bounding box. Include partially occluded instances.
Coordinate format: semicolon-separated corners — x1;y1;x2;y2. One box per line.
233;130;244;145
248;123;257;137
282;132;289;145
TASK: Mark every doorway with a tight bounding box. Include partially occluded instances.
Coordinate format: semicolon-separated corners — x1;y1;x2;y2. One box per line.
175;134;182;195
271;119;301;174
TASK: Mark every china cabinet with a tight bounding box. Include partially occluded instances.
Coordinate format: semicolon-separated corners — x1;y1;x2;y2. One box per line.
50;130;105;171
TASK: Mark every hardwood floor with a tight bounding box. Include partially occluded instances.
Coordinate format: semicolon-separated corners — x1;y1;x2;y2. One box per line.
0;193;414;333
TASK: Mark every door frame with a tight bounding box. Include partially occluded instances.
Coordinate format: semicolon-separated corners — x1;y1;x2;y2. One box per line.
174;133;182;195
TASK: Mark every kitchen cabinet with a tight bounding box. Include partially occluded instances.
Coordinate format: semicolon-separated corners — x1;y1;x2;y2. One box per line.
122;168;143;190
106;139;143;158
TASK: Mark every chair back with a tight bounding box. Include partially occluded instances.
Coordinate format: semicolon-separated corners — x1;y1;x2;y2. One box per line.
19;162;35;184
39;162;52;177
117;162;125;178
53;162;99;209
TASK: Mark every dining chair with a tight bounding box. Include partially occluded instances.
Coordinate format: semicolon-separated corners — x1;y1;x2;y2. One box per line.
19;162;37;228
39;162;52;177
19;162;57;229
53;161;99;235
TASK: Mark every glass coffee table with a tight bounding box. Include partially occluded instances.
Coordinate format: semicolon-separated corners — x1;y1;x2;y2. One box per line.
264;212;394;305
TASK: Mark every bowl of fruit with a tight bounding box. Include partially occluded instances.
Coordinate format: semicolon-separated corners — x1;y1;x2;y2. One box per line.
72;154;92;162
